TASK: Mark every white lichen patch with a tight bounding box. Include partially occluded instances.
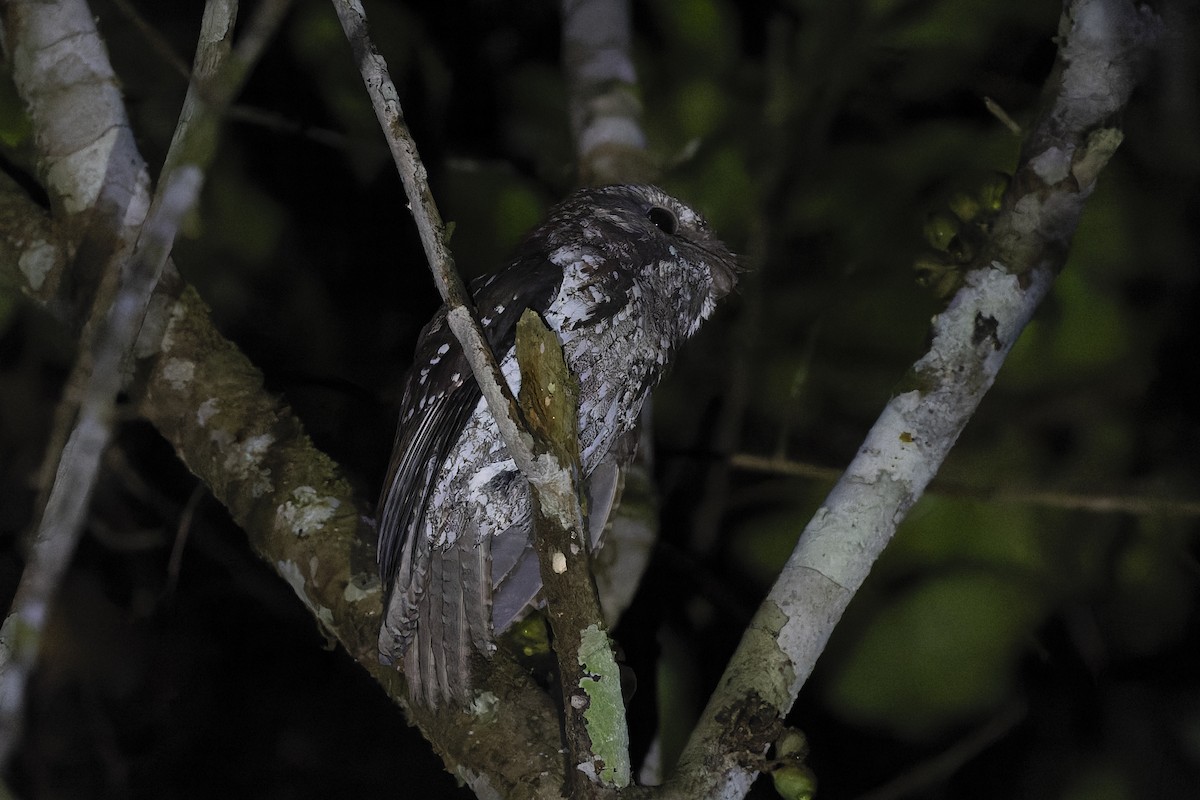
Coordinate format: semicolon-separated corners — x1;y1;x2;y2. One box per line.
196;398;219;426
1010;195;1043;236
1029;146;1071;184
469;690;500;720
161;357;195;391
344;572;380;603
1060;0;1157;122
276;559;334;628
18;240;58;292
276;485;340;537
850;391;933;490
215;431;273;497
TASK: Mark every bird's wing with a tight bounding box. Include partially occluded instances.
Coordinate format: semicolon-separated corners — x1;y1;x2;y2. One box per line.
376;254;565;689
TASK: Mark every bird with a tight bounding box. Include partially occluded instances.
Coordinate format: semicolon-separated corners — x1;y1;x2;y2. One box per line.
377;184;738;707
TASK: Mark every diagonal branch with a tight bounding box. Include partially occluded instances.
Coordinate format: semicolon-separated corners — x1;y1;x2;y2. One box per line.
0;170;572;800
329;1;631;793
133;279;569;799
2;0;639;794
329;0;542;488
666;1;1161;797
1;0;162;763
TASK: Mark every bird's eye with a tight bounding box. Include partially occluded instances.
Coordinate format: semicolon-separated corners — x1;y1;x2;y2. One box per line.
646;205;679;235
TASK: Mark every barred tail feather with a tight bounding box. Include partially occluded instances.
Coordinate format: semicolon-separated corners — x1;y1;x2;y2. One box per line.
399;530;493;707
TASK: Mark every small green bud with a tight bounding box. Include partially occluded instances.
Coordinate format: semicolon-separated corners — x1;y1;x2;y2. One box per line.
776;728;810;761
923;211;964;254
913;254;951;286
510;614;550;657
978;172;1010;214
912;254;964;298
772;764;817;800
947;191;981;224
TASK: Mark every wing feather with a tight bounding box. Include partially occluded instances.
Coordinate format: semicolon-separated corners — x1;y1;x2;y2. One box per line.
377;254;564;698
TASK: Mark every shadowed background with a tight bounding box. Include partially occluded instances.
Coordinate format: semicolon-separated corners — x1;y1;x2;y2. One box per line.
2;0;1198;797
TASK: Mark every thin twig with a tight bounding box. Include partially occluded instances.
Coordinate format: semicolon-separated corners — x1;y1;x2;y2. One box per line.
109;0;195;82
161;0;239;179
983;96;1023;135
729;453;842;483
854;701;1027;800
731;452;1200;517
226;105;354;150
166;482;208;595
328;0;538;481
0;162;204;770
329;2;627;792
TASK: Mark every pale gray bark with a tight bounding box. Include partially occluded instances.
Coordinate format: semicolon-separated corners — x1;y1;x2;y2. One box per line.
667;2;1159;797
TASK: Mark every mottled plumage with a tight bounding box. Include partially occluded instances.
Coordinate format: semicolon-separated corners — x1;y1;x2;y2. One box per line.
377;184;737;706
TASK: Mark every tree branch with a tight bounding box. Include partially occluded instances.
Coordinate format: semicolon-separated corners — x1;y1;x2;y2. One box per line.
0;6;573;794
0;173;572;800
135;278;569;799
517;311;631;795
666;1;1160;797
1;0;154;763
560;0;652;184
1;0;299;771
556;0;660;648
329;0;547;487
329;1;635;792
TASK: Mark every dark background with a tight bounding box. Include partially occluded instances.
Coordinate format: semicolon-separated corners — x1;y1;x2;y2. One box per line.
2;0;1199;797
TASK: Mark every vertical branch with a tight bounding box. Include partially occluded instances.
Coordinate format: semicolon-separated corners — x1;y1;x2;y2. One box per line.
557;0;659;633
517;311;631;795
4;0;154;515
2;0;151;241
555;1;658;789
561;0;651;185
